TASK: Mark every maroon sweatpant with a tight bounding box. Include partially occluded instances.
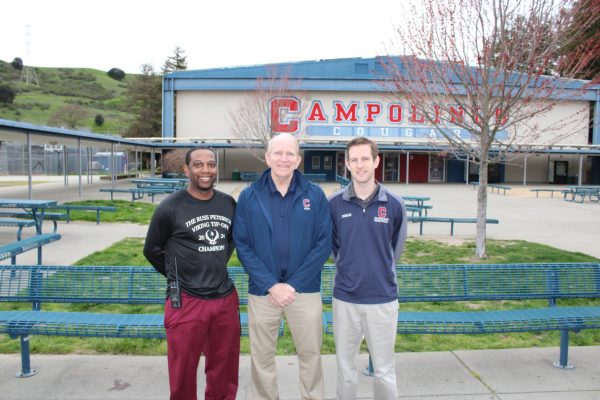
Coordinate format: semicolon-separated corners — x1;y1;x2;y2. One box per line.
164;289;241;400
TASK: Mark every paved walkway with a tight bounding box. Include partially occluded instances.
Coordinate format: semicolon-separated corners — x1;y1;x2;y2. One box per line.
1;347;599;399
1;176;599;399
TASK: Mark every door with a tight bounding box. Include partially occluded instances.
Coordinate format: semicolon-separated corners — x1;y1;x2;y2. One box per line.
554;161;568;184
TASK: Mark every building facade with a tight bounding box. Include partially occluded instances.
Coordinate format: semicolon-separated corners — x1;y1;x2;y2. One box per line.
162;58;600;184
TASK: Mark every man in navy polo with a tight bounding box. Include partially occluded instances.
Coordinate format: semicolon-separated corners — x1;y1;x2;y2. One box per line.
234;133;332;400
329;136;407;399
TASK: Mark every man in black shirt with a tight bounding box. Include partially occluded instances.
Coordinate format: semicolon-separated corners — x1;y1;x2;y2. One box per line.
144;147;239;400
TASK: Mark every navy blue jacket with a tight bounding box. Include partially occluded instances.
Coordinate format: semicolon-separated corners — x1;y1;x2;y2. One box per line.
328;184;407;304
233;169;332;295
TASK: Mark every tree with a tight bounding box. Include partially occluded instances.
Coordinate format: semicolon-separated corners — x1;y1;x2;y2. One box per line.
0;84;16;104
94;114;105;126
383;0;599;258
47;104;90;129
11;57;23;71
124;63;162;137
561;0;600;79
162;149;187;176
162;46;188;74
228;66;308;162
107;67;126;81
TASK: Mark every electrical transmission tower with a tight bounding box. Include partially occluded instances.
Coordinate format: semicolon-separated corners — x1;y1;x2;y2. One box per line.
20;24;39;86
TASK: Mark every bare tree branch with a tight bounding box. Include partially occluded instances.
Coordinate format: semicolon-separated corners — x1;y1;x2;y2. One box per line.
382;0;599;258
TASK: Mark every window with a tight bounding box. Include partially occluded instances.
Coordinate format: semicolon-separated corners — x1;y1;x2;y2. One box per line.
312;156;320;169
324;156;333;170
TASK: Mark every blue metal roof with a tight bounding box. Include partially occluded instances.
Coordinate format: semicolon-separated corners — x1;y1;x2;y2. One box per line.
166;57;387;81
0;119;155;148
165;56;599;98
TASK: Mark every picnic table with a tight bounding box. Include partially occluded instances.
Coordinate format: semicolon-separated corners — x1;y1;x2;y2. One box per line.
402;196;431;208
0;199;58;235
131;178;187;189
563;186;600;203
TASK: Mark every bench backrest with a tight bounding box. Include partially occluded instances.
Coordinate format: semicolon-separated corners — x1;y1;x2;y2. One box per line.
320;263;600;303
3;263;598;307
0;265;248;305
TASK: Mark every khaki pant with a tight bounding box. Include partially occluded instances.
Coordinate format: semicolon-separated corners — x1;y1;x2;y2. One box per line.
333;298;399;400
247;293;324;400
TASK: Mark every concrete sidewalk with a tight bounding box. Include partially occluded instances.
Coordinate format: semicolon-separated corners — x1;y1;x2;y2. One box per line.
1;347;599;399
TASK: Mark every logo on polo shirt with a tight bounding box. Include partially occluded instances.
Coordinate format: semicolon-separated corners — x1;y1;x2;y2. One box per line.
303;198;311;210
374;206;389;223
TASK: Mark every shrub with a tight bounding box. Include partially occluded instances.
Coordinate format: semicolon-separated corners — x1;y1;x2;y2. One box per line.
11;57;23;70
95;114;105;126
107;68;126;81
0;84;16;104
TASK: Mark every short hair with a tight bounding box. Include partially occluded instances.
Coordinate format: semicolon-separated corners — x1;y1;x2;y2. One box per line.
185;147;216;165
266;133;300;155
346;136;378;160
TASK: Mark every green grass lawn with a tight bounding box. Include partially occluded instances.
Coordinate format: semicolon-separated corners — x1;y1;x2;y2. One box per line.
61;200;156;224
1;238;598;356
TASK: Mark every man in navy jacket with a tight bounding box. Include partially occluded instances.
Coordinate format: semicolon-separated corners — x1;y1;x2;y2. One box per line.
329;136;407;399
233;133;332;400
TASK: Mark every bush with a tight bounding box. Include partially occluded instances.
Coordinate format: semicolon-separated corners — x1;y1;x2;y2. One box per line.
11;57;23;70
0;84;16;104
94;114;105;126
107;68;126;81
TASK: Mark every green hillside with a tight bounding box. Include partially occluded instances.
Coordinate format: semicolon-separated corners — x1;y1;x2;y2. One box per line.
0;60;136;135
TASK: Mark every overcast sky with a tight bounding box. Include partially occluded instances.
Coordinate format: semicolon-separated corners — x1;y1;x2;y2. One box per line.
1;0;406;74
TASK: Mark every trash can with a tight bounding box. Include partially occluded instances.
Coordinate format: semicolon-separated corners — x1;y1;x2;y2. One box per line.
232;170;240;181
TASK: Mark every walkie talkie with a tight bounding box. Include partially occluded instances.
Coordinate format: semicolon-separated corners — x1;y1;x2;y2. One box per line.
169;257;182;308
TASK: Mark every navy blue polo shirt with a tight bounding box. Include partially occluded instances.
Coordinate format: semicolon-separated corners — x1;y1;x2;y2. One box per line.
268;174;297;280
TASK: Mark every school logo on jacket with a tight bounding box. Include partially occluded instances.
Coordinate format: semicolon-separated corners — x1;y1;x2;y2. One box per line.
374;206;389;223
303;198;311;210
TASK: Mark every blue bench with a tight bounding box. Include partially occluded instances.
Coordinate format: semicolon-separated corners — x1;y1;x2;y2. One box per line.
304;173;327;182
335;175;350;187
562;187;600;203
405;204;433;217
239;172;261;182
472;182;512;195
0;211;64;233
0;233;61;265
0;265;280;378
99;188;174;202
529;188;566;198
47;205;116;224
0;219;36;240
321;262;600;370
408;216;499;235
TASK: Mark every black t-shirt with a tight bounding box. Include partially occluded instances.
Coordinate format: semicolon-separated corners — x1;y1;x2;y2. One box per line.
143;189;236;299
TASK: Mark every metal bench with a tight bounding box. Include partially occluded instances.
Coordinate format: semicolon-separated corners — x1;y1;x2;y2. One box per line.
99;188;173;202
304;173;327;182
0;212;63;233
0;265;279;378
529;188;566;198
0;233;61;265
562;187;600;203
471;183;512;195
239;172;261;182
47;205;117;224
0;219;36;240
408;216;499;235
321;262;600;370
335;175;350;187
405;204;433;217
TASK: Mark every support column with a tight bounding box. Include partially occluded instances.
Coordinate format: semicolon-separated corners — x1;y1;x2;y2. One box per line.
405;150;410;185
523;154;528;186
78;138;82;197
27;132;33;199
578;154;583;186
